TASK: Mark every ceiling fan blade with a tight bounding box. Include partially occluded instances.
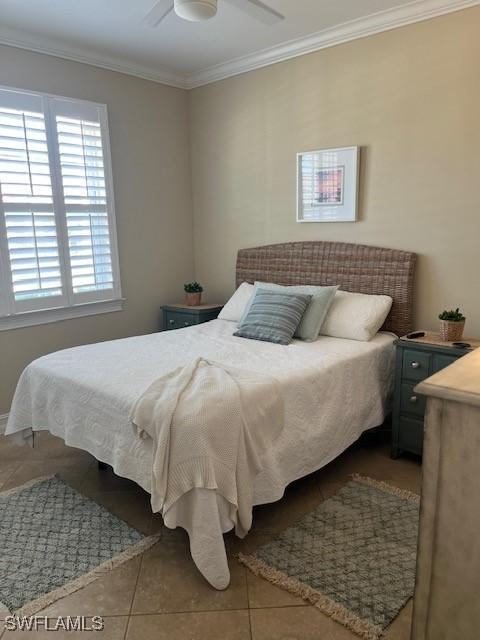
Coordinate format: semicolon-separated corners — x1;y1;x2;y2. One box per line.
224;0;284;25
143;0;174;27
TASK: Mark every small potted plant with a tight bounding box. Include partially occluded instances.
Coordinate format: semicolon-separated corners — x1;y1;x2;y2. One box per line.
438;307;466;341
184;281;203;306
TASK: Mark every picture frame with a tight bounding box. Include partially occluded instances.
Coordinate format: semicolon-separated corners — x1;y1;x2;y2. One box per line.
296;146;359;222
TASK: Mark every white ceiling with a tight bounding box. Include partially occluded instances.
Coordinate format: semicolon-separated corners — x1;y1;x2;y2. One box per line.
0;0;476;88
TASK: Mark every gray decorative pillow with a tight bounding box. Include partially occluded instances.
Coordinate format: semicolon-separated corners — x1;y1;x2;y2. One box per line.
252;282;338;341
233;290;312;345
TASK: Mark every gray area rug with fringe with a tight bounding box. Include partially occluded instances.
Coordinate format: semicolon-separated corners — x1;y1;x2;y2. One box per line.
0;476;159;616
239;475;419;640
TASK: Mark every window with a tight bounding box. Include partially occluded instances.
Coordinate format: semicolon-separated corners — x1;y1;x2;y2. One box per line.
0;86;122;330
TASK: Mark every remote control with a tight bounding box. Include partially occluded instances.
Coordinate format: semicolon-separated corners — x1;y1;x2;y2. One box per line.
406;331;425;339
452;342;471;349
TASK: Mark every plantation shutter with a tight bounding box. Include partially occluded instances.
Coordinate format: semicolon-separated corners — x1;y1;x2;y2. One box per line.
0;90;67;314
50;98;118;303
0;87;121;324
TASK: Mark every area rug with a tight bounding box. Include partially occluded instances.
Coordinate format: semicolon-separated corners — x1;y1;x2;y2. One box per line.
239;475;419;640
0;475;160;616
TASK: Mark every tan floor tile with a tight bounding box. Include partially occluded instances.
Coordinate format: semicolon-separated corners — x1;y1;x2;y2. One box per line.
38;557;142;618
126;610;251;640
0;433;92;465
149;512;190;541
383;600;413;639
131;542;248;614
28;432;94;463
246;571;307;609
248;479;324;539
81;464;141;494
0;435;35;464
316;444;421;500
250;606;357;640
1;458;93;492
2;616;128;639
225;533;270;557
0;462;21;490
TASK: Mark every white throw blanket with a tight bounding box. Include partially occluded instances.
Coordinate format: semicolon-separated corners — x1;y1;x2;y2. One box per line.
131;357;284;537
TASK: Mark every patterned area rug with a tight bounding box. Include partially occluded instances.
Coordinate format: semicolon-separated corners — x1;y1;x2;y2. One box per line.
239;475;419;640
0;476;159;616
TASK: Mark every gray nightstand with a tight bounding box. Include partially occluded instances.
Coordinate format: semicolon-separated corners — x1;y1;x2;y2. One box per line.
391;331;479;459
161;303;223;331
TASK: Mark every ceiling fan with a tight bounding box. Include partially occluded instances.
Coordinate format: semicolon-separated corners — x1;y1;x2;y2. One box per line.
143;0;284;27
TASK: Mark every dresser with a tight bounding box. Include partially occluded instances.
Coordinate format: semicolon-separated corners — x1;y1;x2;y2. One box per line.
161;303;223;331
391;332;480;458
411;349;480;640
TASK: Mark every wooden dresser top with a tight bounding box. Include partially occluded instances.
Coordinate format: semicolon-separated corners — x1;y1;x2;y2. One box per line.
415;348;480;408
400;331;480;350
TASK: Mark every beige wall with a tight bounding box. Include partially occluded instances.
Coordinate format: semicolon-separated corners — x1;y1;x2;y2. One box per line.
189;8;480;336
0;46;193;414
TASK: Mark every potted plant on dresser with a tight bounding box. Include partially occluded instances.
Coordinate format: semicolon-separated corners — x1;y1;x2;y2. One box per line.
438;307;466;341
184;281;203;306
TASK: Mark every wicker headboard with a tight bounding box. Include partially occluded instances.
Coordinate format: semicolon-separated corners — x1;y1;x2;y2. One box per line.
236;241;416;337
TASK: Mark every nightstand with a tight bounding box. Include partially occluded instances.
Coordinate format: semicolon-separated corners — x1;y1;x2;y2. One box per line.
161;303;223;331
391;332;480;459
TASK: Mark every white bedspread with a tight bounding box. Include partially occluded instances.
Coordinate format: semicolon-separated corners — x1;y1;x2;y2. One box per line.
6;319;395;589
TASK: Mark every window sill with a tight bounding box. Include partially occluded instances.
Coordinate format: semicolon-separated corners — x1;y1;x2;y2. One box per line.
0;299;124;331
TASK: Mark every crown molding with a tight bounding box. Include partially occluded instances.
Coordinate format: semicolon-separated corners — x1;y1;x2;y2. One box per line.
0;413;8;435
184;0;480;88
0;0;478;90
0;33;188;89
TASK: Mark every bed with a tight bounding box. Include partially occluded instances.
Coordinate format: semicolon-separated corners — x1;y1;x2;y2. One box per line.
6;241;416;589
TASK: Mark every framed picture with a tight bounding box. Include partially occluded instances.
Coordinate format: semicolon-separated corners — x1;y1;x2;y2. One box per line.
297;146;359;222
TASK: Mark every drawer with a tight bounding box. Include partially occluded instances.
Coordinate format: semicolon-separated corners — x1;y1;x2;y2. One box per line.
164;311;198;330
398;415;424;455
400;382;426;418
402;349;431;382
432;353;458;374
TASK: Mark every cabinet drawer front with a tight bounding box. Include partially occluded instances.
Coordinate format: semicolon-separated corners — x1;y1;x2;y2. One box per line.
398;416;424;455
402;349;431;381
400;382;426;418
201;310;221;322
165;312;198;330
432;353;458;374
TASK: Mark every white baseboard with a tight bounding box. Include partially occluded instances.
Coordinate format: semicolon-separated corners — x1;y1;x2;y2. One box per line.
0;413;8;435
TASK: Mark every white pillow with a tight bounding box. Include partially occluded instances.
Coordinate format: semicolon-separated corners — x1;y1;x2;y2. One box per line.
242;281;338;341
218;282;254;322
320;290;393;341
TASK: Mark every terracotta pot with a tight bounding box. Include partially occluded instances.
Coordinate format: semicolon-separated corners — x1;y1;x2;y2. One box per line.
185;292;202;306
439;319;465;342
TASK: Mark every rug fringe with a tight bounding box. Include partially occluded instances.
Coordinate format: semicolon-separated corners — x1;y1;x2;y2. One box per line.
351;474;420;503
13;532;161;617
238;554;383;640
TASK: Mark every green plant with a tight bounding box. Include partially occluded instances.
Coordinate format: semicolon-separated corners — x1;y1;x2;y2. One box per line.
438;307;465;322
184;281;203;294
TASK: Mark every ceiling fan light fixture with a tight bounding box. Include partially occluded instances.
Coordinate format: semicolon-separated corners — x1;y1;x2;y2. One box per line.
174;0;217;21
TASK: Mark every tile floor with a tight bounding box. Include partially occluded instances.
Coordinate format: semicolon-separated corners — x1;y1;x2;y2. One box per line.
0;431;421;640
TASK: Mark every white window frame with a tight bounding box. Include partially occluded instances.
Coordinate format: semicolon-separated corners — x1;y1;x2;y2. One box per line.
0;85;123;330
